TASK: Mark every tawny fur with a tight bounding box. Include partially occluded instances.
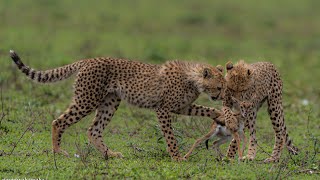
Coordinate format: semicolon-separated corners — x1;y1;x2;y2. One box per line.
9;50;226;161
224;60;298;163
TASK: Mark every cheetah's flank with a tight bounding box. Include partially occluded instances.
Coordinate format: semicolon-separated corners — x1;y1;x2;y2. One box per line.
9;50;226;161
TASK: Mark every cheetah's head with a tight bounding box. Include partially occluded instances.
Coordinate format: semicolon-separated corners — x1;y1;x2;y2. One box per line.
225;60;254;91
198;65;226;101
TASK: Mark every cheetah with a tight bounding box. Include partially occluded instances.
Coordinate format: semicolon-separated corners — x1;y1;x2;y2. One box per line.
223;60;299;163
9;50;226;161
184;96;251;160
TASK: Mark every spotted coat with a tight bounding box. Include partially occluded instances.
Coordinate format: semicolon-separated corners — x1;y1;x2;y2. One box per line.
9;50;226;161
224;60;298;163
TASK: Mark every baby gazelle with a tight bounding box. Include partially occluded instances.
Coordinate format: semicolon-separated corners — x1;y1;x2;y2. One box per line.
222;104;247;160
184;97;254;160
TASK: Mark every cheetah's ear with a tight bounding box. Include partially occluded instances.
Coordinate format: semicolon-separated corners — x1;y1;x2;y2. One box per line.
247;68;254;76
203;68;212;78
226;61;233;71
216;65;224;73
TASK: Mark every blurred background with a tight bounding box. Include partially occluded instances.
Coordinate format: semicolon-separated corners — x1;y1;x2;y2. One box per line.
0;0;319;178
1;0;320;95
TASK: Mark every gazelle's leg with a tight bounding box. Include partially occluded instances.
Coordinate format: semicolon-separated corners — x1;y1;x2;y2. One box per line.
211;135;232;158
184;122;218;159
174;104;223;159
239;129;247;160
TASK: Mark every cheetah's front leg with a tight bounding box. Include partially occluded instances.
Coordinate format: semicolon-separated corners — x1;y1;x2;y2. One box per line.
156;109;185;161
244;111;257;160
175;104;222;121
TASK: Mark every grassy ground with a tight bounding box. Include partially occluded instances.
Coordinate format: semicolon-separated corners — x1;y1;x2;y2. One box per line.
0;0;319;179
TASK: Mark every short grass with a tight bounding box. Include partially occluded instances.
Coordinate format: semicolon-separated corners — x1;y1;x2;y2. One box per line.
0;0;319;179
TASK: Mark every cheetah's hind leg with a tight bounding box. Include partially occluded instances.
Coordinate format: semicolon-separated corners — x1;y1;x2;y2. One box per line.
87;93;123;159
52;103;93;157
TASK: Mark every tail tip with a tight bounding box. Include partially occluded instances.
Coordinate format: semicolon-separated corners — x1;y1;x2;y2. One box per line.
9;50;17;58
9;50;25;68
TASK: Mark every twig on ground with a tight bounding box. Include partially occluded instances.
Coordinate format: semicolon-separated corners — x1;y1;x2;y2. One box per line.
200;158;208;172
256;142;272;157
306;108;312;136
26;167;48;175
0;86;5;125
275;157;289;180
311;138;318;162
8;103;36;156
287;148;297;166
306;109;319;162
187;151;199;158
74;126;92;167
8;120;34;156
53;152;58;169
283;108;319;178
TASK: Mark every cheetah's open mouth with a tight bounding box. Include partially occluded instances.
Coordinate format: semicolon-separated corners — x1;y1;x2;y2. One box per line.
211;96;218;100
211;90;223;101
211;93;220;101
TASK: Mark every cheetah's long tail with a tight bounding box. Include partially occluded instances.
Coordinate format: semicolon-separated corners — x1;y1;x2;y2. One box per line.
9;50;83;83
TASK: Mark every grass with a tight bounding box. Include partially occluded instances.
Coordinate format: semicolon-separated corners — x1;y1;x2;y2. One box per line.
0;0;319;179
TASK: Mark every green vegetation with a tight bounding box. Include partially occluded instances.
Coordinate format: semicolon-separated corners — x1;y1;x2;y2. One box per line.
0;0;319;179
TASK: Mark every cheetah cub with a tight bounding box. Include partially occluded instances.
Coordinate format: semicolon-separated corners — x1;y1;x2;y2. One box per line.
224;60;299;163
9;50;226;161
184;97;253;160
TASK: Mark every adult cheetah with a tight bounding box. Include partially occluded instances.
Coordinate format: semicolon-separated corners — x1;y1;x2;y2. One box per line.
223;60;298;163
9;50;226;161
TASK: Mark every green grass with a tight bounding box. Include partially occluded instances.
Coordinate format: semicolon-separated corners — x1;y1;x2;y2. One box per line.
0;0;319;179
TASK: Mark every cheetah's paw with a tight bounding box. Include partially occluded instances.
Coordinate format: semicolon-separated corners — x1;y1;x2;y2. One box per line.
109;151;124;158
264;157;280;163
240;155;254;161
53;148;70;157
